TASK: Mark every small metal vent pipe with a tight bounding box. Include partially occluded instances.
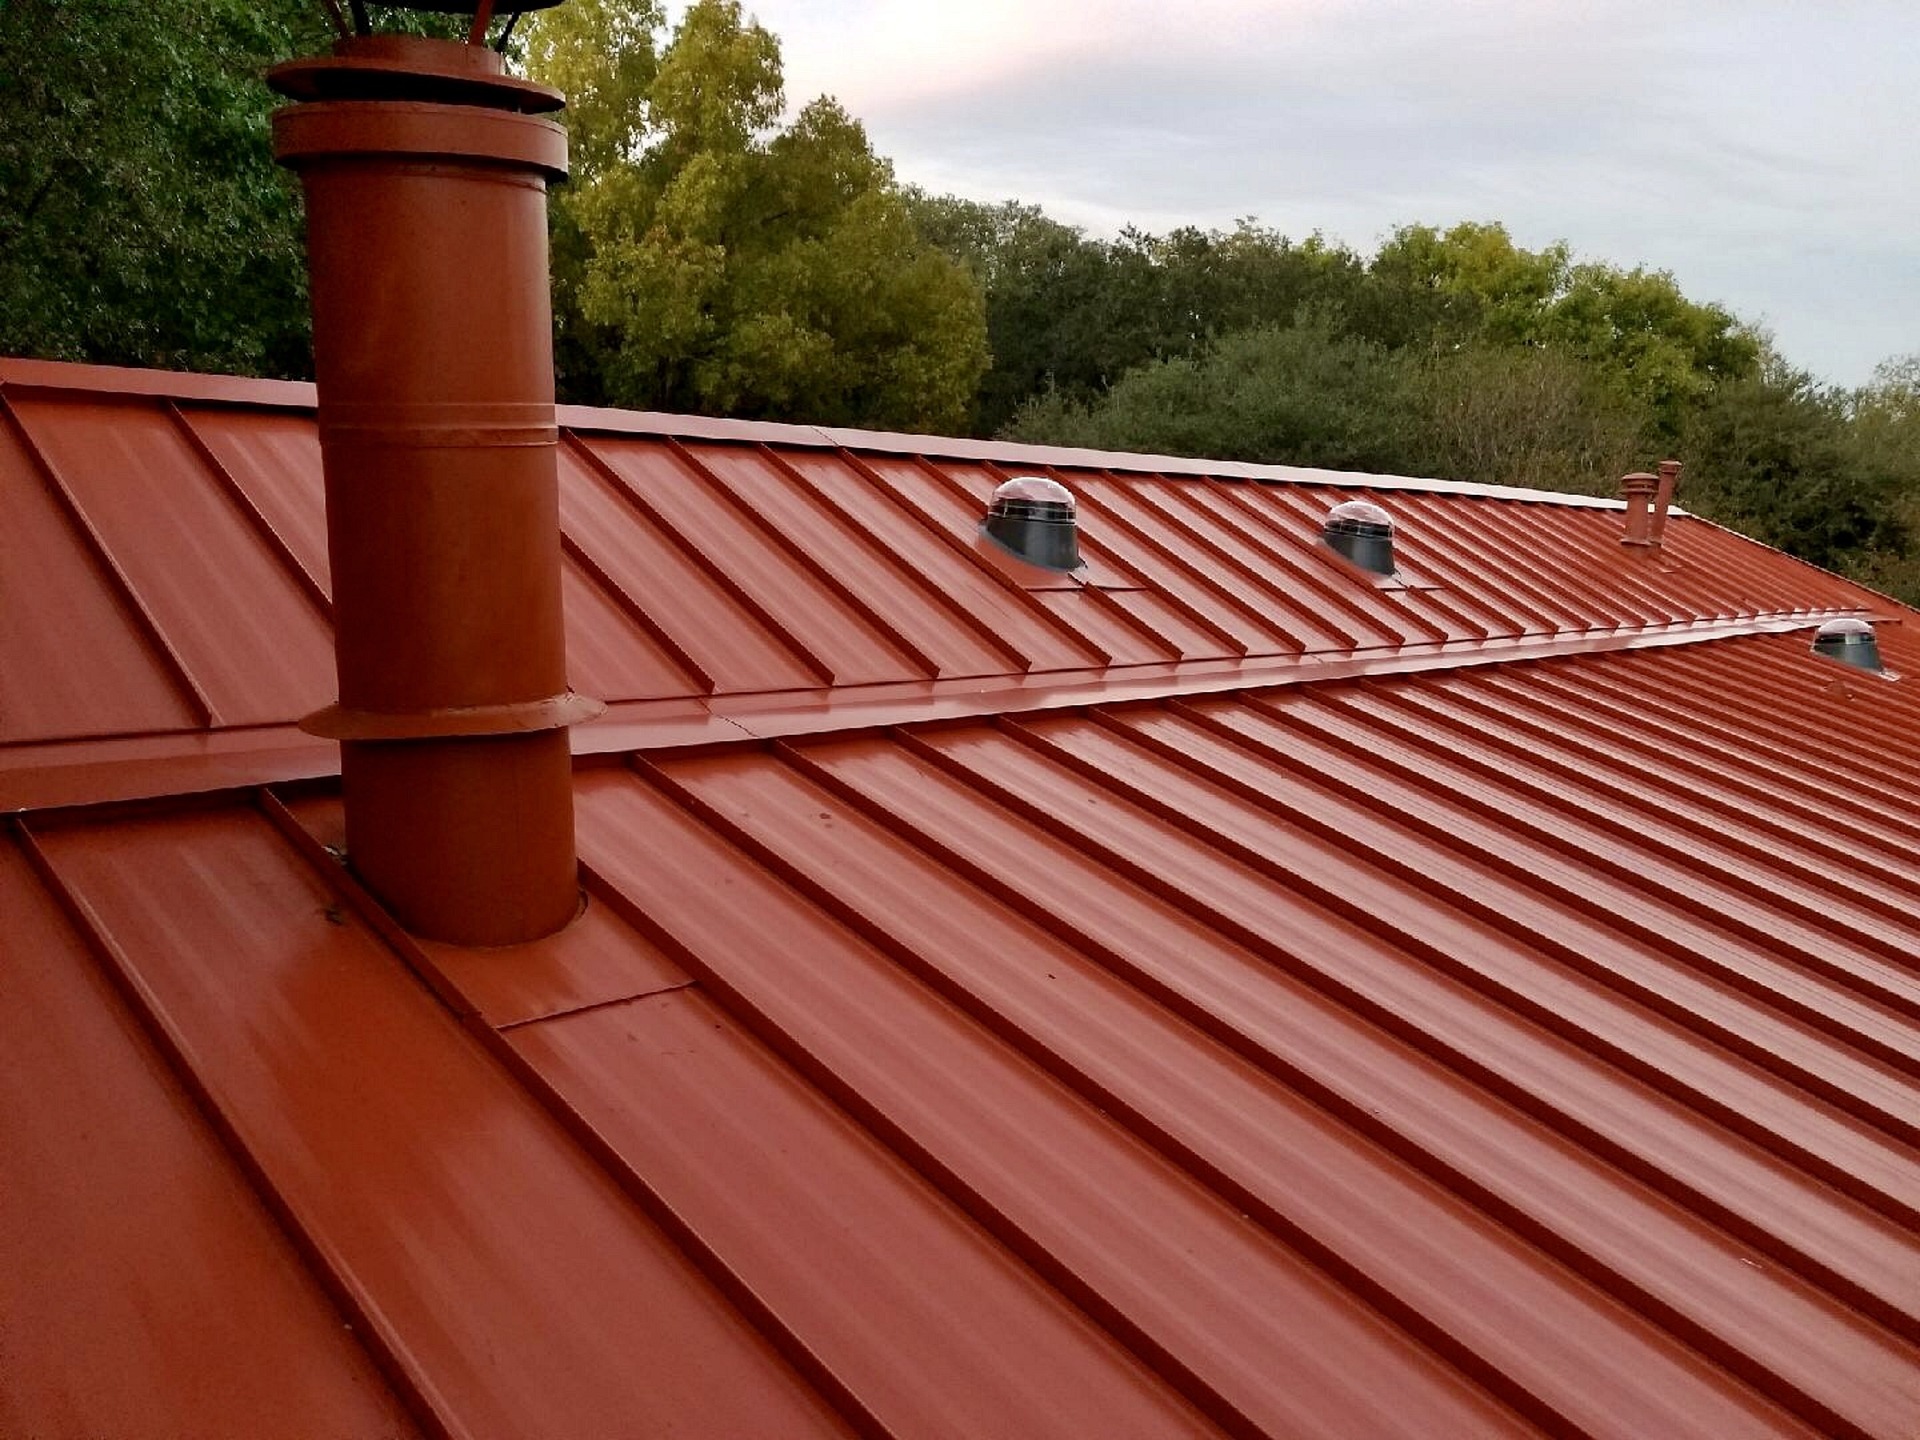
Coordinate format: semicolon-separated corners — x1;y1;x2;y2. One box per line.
1619;471;1658;546
270;32;599;945
1323;499;1396;575
1649;459;1682;545
985;476;1082;570
1620;461;1682;548
1812;617;1885;673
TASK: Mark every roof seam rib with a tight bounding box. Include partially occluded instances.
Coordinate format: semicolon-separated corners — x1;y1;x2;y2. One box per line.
635;748;1574;1437
789;718;1920;1354
564;432;840;688
756;730;1905;1436
612;755;1285;1440
0;394;221;729
754;444;1037;674
987;708;1920;1236
664;435;943;681
255;791;886;1440
164;400;335;625
6;813;447;1440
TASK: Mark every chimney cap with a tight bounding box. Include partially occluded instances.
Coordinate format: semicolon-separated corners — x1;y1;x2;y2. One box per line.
270;34;564;110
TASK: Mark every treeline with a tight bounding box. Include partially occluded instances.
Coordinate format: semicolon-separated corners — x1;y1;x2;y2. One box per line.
919;201;1920;591
2;0;1914;599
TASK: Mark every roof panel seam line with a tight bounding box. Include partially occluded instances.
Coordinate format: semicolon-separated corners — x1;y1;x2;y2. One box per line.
1507;505;1670;628
163;400;335;624
1486;665;1920;848
1190;488;1465;643
1250;678;1920;1021
257;789;479;1020
260;805;890;1440
787;733;1920;1374
787;725;1920;1353
977;713;1920;1237
556;531;718;695
1141;479;1390;649
1265;685;1920;1023
1534;654;1920;801
663;436;942;681
1402;501;1599;633
751;441;1036;674
457;985;896;1440
0;394;221;729
1008;463;1249;656
583;830;1255;1440
895;452;1116;665
1624;649;1920;794
1369;495;1566;636
1152;695;1920;1205
1418;661;1917;864
562;433;840;688
948;723;1918;1429
611;756;1275;1440
493;977;699;1032
1326;665;1920;918
690;743;1618;1437
1691;511;1920;615
1043;468;1275;654
1068;574;1191;661
7;813;460;1440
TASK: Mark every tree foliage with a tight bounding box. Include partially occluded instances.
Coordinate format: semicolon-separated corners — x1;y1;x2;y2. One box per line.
1006;314;1417;475
1007;318;1648;498
0;0;327;375
526;0;987;429
1681;353;1915;572
982;213;1914;598
1;1;1913;598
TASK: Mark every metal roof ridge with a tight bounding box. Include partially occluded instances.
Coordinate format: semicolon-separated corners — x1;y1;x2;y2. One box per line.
567;404;1646;509
5;355;1647;510
0;357;317;409
634;610;1866;747
7;612;1870;818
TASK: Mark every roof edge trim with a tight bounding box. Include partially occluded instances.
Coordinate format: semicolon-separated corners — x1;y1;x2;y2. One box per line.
0;358;317;410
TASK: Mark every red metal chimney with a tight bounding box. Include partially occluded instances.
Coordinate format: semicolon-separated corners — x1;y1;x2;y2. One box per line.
269;20;599;945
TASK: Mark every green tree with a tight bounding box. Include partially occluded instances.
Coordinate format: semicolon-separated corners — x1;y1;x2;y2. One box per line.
1356;221;1569;352
1681;352;1911;574
527;0;987;429
0;0;329;375
1005;313;1419;474
1360;222;1758;434
910;195;1368;435
1405;342;1652;496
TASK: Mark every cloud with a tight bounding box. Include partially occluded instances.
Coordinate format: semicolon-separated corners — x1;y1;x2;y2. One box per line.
746;0;1920;383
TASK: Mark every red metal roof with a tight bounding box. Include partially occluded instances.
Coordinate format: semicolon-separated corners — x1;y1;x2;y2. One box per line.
6;357;1920;1438
2;358;1887;809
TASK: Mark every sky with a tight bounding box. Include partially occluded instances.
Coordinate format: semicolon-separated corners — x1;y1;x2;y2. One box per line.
719;0;1918;387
